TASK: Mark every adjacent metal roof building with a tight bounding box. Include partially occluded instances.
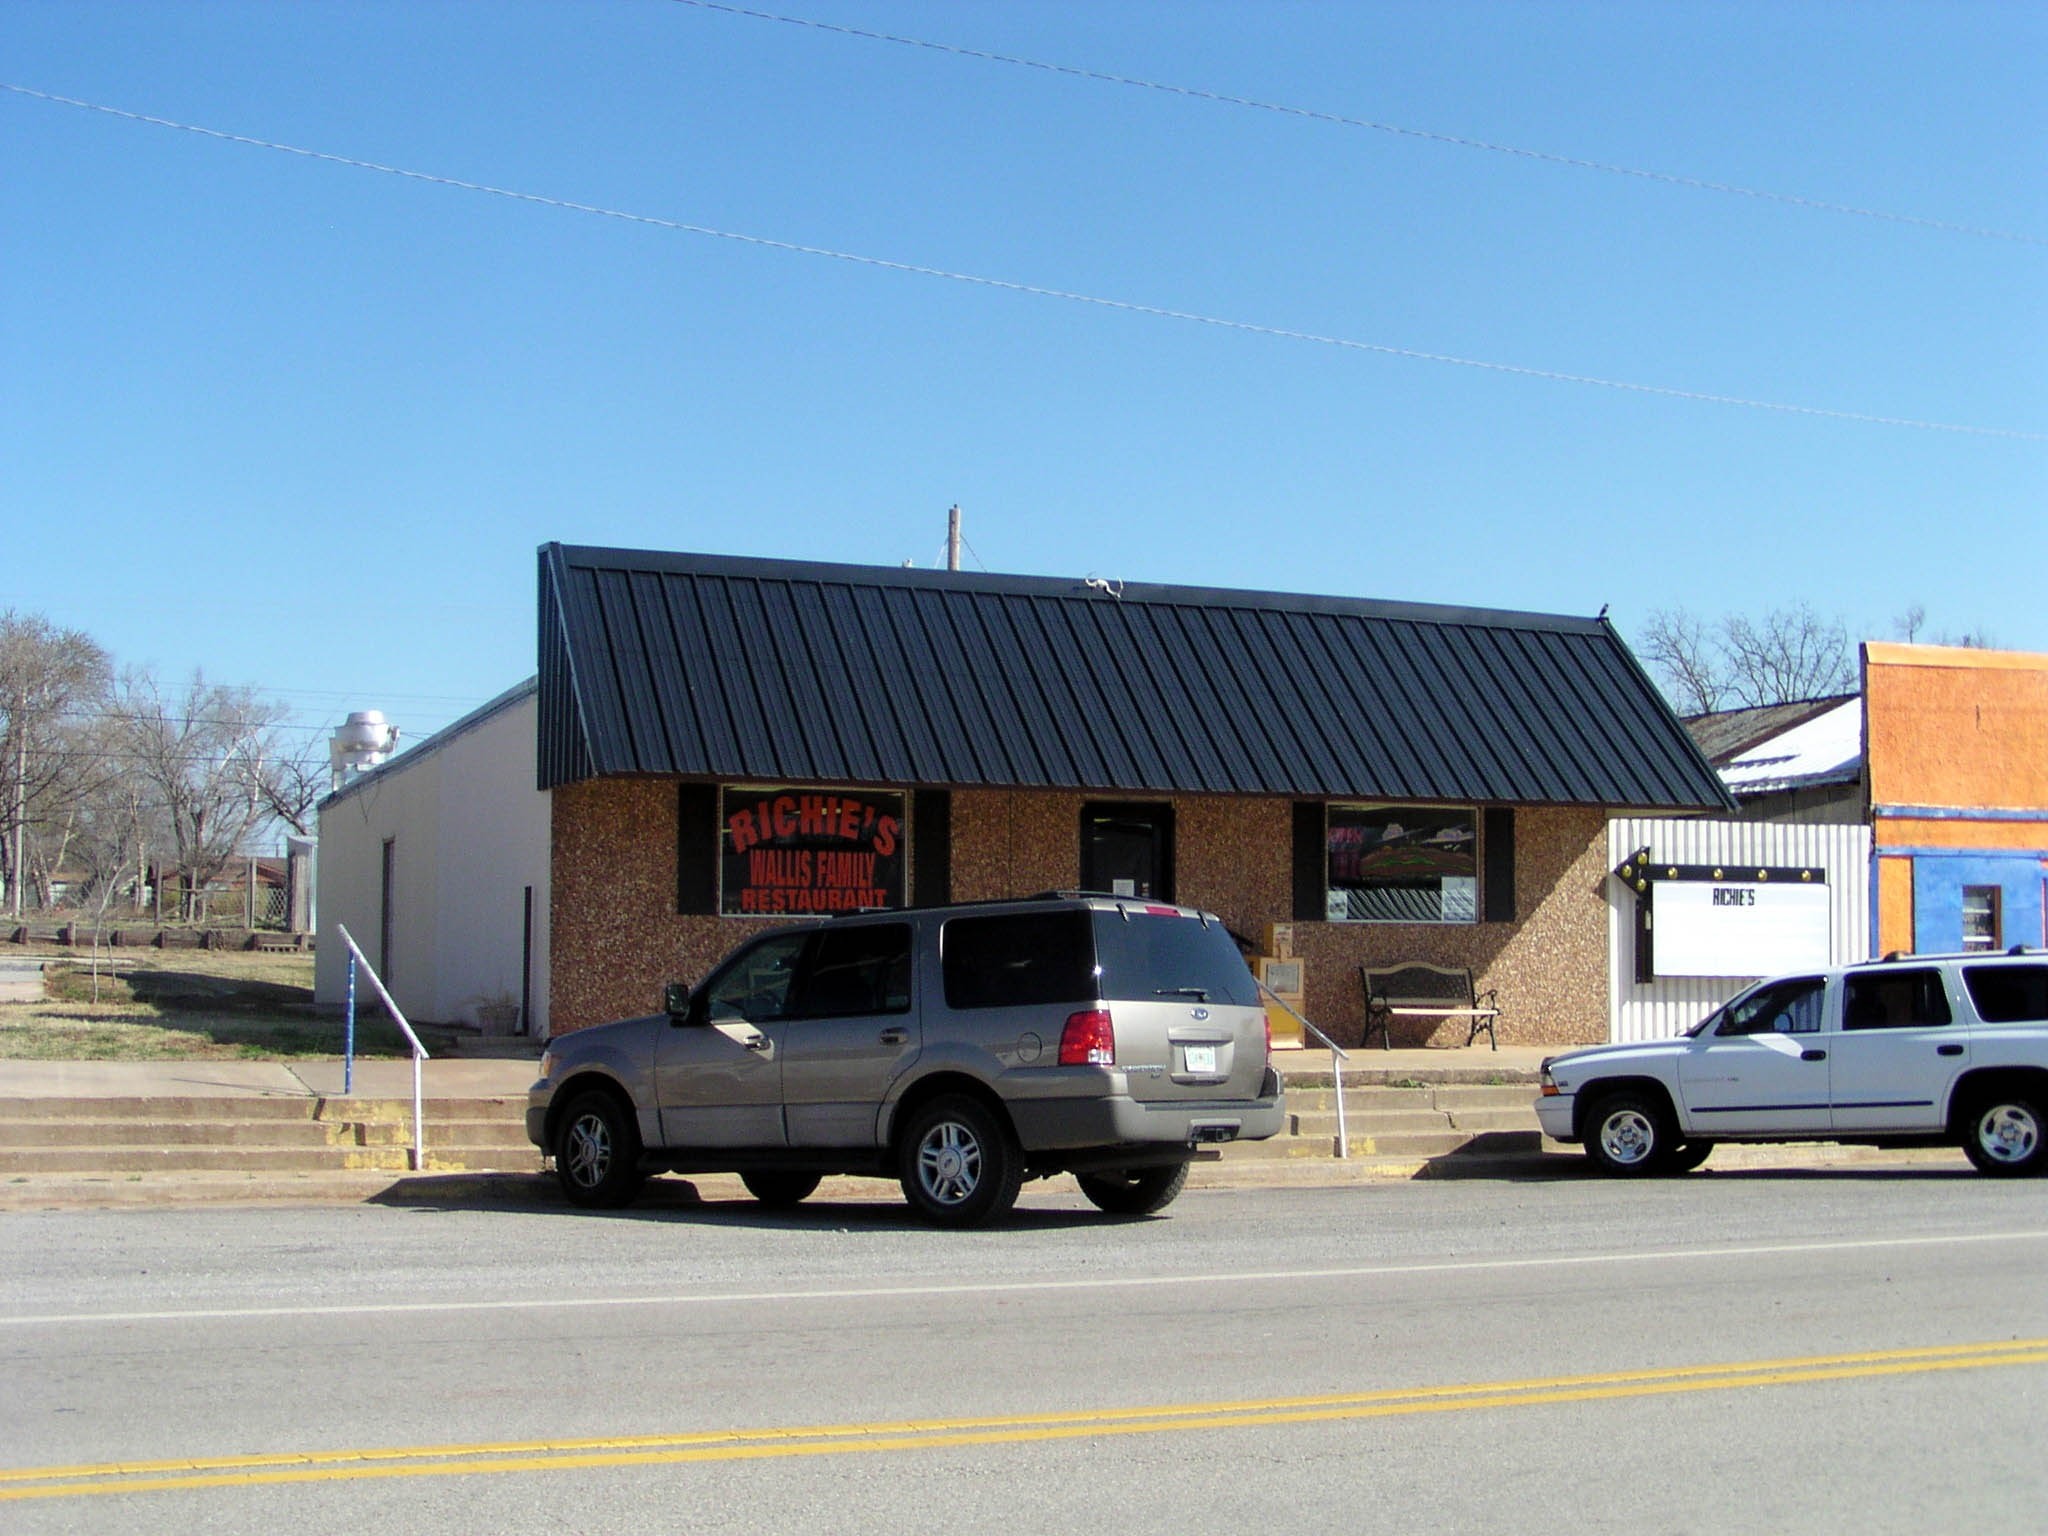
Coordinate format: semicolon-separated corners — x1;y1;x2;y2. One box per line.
539;543;1730;811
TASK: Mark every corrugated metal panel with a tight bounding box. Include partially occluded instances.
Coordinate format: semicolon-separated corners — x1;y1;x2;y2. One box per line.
538;543;1733;809
1606;816;1872;1044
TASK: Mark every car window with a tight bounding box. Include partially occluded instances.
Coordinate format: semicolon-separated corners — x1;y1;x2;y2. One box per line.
1714;977;1827;1036
1092;911;1260;1006
942;911;1097;1009
1962;963;2048;1024
1843;968;1953;1030
701;932;810;1023
788;924;913;1019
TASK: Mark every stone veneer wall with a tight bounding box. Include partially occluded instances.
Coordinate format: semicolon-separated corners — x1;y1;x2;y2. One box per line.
549;778;1611;1046
549;779;775;1034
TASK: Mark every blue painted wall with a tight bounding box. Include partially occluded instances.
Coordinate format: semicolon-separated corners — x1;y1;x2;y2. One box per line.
1910;850;2046;952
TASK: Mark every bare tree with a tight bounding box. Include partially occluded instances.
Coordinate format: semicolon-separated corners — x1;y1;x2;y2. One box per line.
247;729;330;839
1720;604;1855;707
1638;608;1727;715
0;611;111;916
114;670;288;921
70;768;158;998
1893;605;1996;649
1640;604;1856;715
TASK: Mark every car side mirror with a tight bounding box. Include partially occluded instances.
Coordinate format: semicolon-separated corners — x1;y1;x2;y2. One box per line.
663;981;693;1020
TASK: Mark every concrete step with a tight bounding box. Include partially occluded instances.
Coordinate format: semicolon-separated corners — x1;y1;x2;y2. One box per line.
0;1119;342;1148
0;1096;521;1122
1287;1108;1452;1136
0;1144;542;1174
0;1096;319;1122
0;1094;534;1176
1284;1087;1433;1113
0;1117;533;1150
1282;1085;1537;1114
1429;1085;1540;1110
1226;1129;1475;1161
1222;1126;1555;1167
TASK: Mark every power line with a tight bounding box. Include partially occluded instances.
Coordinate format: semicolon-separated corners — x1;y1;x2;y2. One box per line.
669;0;2047;249
3;82;2041;442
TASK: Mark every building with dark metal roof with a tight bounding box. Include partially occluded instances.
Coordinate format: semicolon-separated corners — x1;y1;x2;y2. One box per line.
540;544;1728;811
524;545;1728;1045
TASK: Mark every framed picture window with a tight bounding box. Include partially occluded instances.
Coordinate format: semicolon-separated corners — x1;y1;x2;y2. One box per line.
719;787;905;916
1326;805;1477;924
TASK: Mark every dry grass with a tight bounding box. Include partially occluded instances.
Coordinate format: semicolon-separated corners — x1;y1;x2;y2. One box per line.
0;947;454;1060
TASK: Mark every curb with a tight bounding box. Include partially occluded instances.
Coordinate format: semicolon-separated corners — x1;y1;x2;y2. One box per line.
0;1140;1975;1213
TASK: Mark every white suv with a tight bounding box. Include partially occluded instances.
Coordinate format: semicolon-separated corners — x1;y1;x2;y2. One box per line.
1537;950;2048;1176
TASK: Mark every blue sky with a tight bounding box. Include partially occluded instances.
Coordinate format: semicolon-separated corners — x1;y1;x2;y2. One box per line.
5;1;2043;763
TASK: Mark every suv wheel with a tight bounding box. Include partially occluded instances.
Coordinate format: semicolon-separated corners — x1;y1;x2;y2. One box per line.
898;1095;1022;1228
741;1171;823;1208
1076;1161;1190;1216
1584;1090;1677;1177
1962;1092;2046;1176
553;1090;644;1208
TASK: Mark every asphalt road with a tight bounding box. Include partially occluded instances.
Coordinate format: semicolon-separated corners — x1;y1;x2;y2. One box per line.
3;1170;2045;1534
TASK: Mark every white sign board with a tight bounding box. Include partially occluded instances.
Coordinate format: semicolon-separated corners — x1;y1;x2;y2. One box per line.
1654;880;1830;978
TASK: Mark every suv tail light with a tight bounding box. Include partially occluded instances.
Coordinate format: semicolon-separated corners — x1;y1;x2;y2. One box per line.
1059;1009;1115;1066
1262;1009;1273;1060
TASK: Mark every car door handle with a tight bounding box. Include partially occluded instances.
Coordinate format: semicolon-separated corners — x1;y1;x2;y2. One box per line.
1801;1049;1827;1062
743;1032;770;1051
1937;1043;1964;1057
879;1028;909;1046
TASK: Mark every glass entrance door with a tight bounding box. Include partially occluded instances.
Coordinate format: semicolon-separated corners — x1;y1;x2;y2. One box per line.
1081;803;1175;902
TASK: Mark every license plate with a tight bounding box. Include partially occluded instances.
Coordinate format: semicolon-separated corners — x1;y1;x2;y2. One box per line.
1183;1044;1218;1074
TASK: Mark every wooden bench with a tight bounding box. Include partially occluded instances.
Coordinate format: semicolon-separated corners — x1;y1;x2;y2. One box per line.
1359;963;1500;1051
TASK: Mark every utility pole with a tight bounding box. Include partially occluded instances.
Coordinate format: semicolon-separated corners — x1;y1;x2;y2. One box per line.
946;505;962;572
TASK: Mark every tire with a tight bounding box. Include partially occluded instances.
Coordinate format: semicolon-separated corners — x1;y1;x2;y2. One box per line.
897;1095;1023;1228
1667;1140;1715;1173
1961;1092;2046;1177
741;1170;823;1208
1076;1161;1190;1217
1583;1090;1678;1177
552;1089;644;1208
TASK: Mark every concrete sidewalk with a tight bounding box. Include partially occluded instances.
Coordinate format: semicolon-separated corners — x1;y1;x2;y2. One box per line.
0;1044;1973;1212
0;1043;1549;1103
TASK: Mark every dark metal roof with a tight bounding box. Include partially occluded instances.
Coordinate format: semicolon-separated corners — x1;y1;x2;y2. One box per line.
538;544;1731;810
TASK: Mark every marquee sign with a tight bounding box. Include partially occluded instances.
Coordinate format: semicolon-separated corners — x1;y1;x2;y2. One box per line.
721;788;905;916
1614;848;1830;980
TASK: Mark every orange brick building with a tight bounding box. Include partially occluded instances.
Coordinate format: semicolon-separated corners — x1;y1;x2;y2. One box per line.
1865;643;2048;955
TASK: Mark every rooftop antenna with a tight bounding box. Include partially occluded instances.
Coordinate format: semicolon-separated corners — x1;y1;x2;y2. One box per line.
946;505;963;572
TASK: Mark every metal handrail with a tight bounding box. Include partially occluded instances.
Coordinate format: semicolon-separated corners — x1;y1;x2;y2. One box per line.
1258;982;1349;1159
334;923;430;1171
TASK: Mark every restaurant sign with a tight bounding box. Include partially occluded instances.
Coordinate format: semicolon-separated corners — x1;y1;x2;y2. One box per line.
1613;848;1829;981
720;788;904;916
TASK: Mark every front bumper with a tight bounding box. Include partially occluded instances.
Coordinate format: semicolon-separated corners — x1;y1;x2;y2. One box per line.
1534;1094;1575;1142
524;1081;553;1149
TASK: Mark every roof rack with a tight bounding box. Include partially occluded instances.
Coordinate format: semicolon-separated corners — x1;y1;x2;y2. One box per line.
830;890;1122;919
1855;945;2047;965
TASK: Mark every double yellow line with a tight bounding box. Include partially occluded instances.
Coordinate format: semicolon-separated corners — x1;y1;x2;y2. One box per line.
6;1337;2046;1502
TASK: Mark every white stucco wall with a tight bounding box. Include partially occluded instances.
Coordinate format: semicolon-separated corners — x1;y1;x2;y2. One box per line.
314;684;552;1036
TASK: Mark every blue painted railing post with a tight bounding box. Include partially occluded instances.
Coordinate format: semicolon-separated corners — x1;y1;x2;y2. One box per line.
344;949;357;1095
